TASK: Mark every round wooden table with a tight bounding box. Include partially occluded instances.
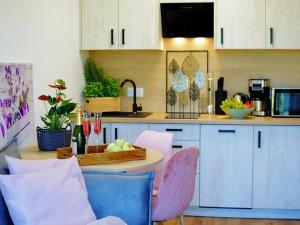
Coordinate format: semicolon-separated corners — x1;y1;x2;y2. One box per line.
21;147;164;172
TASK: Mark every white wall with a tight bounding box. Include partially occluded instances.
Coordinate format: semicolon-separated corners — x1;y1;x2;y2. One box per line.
0;0;86;149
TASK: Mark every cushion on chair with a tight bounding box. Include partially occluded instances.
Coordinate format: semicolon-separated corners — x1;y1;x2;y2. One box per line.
5;155;87;193
0;163;96;225
0;140;20;225
83;170;154;225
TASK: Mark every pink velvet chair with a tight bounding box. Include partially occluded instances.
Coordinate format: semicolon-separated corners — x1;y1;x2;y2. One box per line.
134;130;173;190
152;147;199;225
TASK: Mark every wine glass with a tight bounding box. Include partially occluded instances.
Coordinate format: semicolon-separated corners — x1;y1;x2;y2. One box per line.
94;112;102;152
82;113;91;154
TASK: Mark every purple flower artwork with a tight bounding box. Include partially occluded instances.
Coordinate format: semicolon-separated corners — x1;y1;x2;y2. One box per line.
0;63;33;149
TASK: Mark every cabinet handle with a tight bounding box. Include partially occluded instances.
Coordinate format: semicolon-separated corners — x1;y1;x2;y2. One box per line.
258;131;261;148
103;128;107;144
218;130;235;133
221;28;224;45
270;27;274;45
166;128;183;132
122;29;125;45
110;29;114;45
114;128;118;140
172;145;183;149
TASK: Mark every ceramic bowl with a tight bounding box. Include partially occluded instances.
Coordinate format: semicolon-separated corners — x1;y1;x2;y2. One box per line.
226;108;252;119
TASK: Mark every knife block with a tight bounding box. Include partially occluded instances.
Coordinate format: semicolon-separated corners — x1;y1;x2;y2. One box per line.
215;90;227;115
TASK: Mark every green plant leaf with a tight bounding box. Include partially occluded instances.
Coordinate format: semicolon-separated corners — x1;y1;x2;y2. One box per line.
84;58;103;83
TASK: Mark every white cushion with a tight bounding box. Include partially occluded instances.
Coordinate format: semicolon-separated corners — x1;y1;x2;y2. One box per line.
5;155;87;192
87;216;127;225
0;163;96;225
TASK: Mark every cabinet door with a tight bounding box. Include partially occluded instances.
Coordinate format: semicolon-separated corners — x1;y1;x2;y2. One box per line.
266;0;300;49
88;123;111;145
110;123;149;143
81;0;118;50
172;141;200;207
215;0;266;49
253;126;300;209
200;125;253;208
118;0;160;49
149;124;200;141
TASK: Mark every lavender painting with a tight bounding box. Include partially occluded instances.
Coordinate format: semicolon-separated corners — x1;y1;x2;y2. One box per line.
0;63;33;149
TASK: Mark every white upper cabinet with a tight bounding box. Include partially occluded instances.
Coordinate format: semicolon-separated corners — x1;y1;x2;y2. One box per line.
266;0;300;49
81;0;161;50
253;126;300;209
215;0;266;49
118;0;160;49
81;0;118;50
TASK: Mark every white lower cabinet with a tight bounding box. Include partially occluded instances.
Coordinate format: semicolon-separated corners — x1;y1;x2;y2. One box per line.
172;140;200;207
149;124;200;141
253;126;300;209
150;124;201;207
88;123;111;145
200;125;253;208
190;174;200;207
110;123;149;143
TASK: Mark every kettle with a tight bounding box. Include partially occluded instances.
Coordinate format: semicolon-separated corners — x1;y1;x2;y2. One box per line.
233;93;250;104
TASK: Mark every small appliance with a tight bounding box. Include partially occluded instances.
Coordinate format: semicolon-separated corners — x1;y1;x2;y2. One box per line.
249;79;271;116
161;3;214;38
271;88;300;117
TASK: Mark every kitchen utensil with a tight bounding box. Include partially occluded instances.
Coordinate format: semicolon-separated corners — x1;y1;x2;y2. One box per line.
215;77;227;115
233;92;250;104
94;112;102;151
226;108;252;119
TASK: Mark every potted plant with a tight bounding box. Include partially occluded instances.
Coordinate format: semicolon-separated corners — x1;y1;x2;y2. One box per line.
83;58;122;112
37;79;77;151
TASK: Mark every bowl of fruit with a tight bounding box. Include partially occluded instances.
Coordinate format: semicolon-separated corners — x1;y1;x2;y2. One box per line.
106;139;136;152
221;99;253;119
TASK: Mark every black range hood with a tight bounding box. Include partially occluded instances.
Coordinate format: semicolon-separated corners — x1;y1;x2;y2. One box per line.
161;3;214;38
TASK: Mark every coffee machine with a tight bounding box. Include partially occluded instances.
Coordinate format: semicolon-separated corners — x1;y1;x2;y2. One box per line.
249;79;271;116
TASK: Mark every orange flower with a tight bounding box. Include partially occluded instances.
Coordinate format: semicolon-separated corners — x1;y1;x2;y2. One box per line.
38;95;48;101
56;96;62;103
48;85;66;90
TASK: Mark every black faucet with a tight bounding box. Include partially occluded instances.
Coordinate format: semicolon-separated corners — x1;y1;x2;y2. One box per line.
120;79;142;114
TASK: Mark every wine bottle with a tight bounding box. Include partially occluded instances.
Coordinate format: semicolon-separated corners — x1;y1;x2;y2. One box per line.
72;104;86;155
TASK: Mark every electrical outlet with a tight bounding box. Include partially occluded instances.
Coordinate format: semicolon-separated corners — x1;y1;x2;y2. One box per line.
127;88;134;97
126;88;144;97
136;88;144;97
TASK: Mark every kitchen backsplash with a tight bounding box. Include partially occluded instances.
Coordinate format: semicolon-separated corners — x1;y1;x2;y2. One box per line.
90;39;300;112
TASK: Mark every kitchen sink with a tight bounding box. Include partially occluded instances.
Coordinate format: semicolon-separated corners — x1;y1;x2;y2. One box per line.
101;112;152;118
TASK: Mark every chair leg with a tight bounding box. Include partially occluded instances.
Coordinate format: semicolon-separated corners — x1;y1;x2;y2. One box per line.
179;215;185;225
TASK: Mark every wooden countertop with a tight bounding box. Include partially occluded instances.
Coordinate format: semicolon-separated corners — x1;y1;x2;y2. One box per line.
101;112;300;126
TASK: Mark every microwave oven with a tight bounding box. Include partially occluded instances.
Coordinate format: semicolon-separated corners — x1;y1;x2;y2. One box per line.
271;88;300;117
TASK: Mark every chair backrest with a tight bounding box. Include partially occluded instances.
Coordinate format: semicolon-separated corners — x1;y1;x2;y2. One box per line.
152;147;199;222
134;130;173;189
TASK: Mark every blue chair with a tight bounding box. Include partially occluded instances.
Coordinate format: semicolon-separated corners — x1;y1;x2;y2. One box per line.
83;170;154;225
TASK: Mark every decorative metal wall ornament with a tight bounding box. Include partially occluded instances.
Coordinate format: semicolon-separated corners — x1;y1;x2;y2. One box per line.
171;69;189;93
166;51;209;119
167;87;177;114
168;59;179;73
194;69;205;89
182;53;199;78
